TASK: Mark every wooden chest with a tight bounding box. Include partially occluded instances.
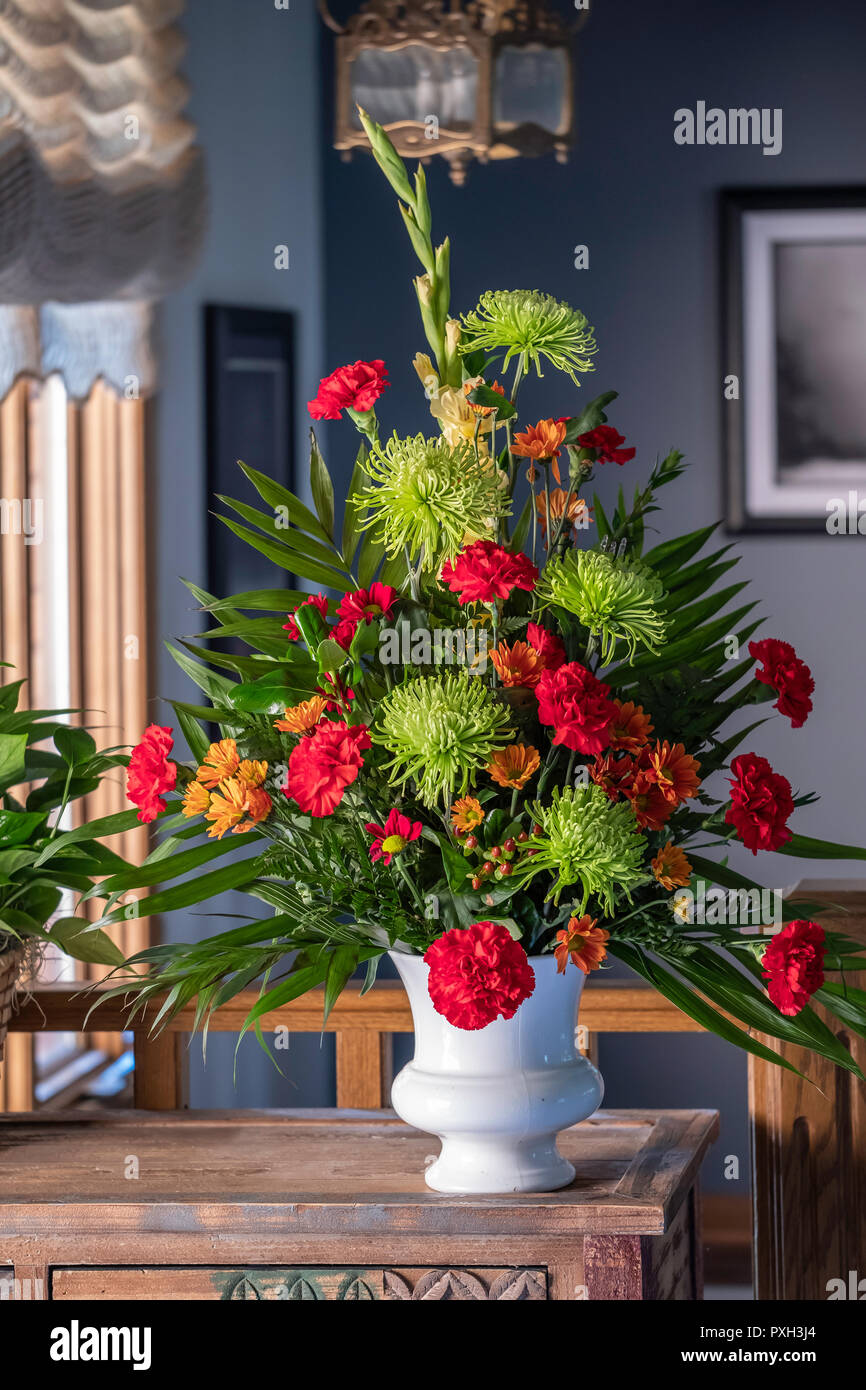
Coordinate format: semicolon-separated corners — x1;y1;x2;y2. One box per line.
0;1107;717;1301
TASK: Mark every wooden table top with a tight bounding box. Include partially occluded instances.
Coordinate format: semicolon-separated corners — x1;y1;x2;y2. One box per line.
0;1108;718;1238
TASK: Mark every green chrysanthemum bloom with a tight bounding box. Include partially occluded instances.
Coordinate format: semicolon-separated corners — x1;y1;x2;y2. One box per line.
460;290;597;381
537;548;667;664
356;432;508;568
521;785;646;910
374;672;513;808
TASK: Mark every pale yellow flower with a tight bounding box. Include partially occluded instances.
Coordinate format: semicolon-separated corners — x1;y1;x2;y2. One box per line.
672;892;692;924
413;353;496;452
413;353;439;396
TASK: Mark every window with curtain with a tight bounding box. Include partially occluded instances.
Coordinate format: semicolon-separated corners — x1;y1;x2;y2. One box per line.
0;0;206;1110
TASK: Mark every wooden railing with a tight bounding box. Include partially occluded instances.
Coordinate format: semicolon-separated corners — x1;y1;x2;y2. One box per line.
9;977;697;1110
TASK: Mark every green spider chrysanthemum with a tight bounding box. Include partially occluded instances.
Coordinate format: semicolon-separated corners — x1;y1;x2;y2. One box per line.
460;290;597;382
374;672;513;808
537;548;667;664
356;432;508;568
520;784;646;910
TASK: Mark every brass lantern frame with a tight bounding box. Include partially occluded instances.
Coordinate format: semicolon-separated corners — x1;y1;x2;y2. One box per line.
320;1;588;185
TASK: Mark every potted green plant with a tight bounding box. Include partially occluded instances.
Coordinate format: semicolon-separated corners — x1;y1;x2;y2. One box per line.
0;668;128;1063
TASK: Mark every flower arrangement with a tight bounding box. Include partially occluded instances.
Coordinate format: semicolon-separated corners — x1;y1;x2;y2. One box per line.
93;113;866;1079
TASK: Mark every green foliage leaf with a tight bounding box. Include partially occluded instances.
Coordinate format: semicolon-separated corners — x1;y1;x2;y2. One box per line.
776;833;866;862
237;461;333;546
49;918;125;967
0;733;28;788
0;809;48;848
466;384;517;420
611;940;804;1077
53;726;97;767
309;431;336;541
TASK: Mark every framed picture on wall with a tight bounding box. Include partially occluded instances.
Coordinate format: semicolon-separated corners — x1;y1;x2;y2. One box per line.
722;187;866;532
204;305;295;600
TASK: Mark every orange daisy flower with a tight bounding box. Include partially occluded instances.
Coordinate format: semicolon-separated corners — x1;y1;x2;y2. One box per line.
451;796;484;834
181;780;210;819
608;700;654;753
652;842;693;891
237;758;268;789
589;751;637;802
626;771;675;831
554;916;610;975
274;695;328;735
535;488;591;545
511;418;568;482
205;777;272;839
645;741;701;805
196;738;240;789
487;743;541;790
490;639;545;689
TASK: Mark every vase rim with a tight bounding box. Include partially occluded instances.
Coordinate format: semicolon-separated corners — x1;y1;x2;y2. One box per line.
388;947;557;966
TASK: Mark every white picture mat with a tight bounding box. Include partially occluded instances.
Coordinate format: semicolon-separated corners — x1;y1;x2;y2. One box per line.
742;208;866;519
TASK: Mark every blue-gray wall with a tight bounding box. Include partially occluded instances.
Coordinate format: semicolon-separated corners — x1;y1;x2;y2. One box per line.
155;0;866;1174
155;0;332;1106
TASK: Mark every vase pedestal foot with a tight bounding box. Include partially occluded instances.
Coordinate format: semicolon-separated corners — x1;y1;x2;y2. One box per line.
424;1136;576;1195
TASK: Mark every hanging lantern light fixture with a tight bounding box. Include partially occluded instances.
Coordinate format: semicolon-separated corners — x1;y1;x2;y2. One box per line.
319;1;589;186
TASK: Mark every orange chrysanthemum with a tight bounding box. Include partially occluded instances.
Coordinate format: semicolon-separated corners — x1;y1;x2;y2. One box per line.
451;796;485;834
511;418;568;482
205;777;272;839
181;780;210;819
608;700;654;753
535;488;591;545
554;916;610;975
487;743;541;790
237;758;268;789
652;841;693;891
196;738;240;789
274;695;328;735
490;639;546;689
590;751;637;802
626;772;675;831
645;740;701;805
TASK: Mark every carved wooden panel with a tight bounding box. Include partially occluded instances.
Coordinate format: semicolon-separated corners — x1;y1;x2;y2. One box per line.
642;1189;699;1300
51;1267;548;1301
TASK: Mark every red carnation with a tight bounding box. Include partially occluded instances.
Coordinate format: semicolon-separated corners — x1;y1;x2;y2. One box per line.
332;617;359;651
440;540;538;606
577;425;636;465
283;720;370;817
365;808;422;865
749;638;814;729
337;582;397;628
424;922;535;1030
761;919;825;1016
316;672;355;713
308;360;388;421
536;661;617;755
126;724;176;824
725;752;794;854
283;592;329;642
526;621;566;672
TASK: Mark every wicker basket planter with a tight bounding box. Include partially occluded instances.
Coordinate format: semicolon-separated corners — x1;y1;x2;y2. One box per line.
0;948;24;1068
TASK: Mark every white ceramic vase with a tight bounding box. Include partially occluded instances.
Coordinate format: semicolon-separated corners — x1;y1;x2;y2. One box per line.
389;950;603;1195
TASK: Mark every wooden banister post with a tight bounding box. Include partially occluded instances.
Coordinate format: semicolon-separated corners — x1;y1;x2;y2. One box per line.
336;1031;393;1109
133;1031;189;1110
